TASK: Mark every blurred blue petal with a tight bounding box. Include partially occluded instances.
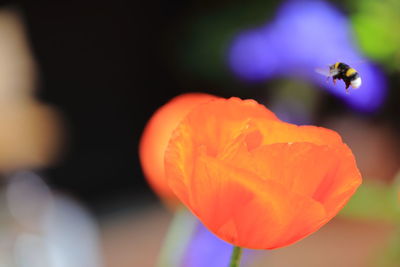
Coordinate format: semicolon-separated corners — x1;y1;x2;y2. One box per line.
181;219;258;267
229;28;280;81
228;0;387;112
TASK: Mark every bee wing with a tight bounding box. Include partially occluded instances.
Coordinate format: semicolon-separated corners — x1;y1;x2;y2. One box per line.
314;67;332;77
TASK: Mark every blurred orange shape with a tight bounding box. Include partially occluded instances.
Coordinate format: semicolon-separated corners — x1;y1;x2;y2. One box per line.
165;97;361;249
0;102;61;171
139;93;219;205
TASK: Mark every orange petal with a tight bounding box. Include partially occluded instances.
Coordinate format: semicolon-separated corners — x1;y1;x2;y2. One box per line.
184;154;327;249
313;143;362;216
165;97;279;195
139;93;218;200
164;97;362;248
179;97;278;156
253;119;344;146
226;142;361;217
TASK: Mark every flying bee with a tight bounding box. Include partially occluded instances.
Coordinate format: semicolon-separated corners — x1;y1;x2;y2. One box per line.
316;62;362;93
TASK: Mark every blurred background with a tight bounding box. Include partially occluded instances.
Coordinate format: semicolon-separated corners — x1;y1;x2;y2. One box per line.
0;0;399;266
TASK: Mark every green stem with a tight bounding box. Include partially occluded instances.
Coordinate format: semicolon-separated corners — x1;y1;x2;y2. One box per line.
229;246;243;267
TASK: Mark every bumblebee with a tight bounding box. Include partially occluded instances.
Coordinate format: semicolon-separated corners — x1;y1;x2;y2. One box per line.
316;62;362;93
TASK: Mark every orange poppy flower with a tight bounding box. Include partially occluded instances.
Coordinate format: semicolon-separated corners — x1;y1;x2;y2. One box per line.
165;97;361;249
139;93;218;205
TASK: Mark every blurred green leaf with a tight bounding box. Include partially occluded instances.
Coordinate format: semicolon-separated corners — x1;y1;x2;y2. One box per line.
339;179;400;223
351;0;400;71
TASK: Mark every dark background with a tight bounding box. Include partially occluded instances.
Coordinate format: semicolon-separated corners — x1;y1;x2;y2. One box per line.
14;0;272;212
15;0;186;210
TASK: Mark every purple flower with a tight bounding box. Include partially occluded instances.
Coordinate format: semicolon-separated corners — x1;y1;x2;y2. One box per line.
181;220;259;267
228;0;387;112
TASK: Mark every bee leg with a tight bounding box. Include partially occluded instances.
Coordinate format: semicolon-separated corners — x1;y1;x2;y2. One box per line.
345;81;350;94
332;78;337;85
